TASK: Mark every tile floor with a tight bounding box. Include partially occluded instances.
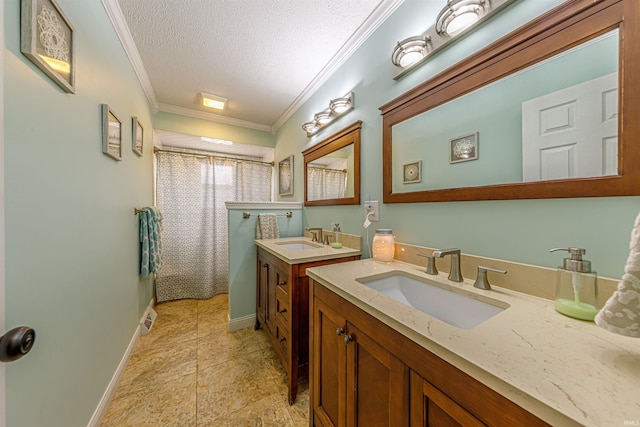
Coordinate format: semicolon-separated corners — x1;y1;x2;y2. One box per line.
100;294;309;426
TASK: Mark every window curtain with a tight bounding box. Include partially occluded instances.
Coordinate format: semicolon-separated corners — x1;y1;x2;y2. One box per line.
307;166;347;200
155;151;272;302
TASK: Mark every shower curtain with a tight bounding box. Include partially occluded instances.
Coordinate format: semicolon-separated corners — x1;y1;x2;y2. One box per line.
155;151;272;302
307;166;347;200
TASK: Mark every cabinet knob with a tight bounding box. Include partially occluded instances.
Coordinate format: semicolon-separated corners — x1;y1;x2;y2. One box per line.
262;263;269;269
279;337;287;343
278;280;287;286
336;327;345;336
344;335;353;345
278;308;287;314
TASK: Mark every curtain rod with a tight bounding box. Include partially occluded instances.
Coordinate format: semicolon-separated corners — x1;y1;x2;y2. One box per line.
153;147;274;166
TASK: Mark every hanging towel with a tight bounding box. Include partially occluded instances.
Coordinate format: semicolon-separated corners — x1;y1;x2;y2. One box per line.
595;212;640;337
256;214;279;239
139;207;163;276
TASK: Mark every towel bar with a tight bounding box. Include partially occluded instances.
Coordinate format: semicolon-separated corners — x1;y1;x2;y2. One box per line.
243;211;293;219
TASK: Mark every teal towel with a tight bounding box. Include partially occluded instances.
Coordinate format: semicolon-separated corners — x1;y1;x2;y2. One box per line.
139;207;163;276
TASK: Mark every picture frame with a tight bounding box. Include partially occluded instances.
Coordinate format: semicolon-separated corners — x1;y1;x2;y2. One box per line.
403;161;422;184
101;104;122;161
132;117;143;156
450;132;479;163
278;155;294;196
20;0;75;93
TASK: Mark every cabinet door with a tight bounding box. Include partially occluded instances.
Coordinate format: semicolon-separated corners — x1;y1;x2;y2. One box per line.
345;322;409;427
256;252;268;327
410;371;484;427
312;298;347;427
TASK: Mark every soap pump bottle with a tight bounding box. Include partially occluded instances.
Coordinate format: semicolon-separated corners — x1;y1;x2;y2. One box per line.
330;223;342;248
549;247;599;321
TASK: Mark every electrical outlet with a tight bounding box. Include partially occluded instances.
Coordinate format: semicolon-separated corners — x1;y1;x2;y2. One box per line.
364;200;379;221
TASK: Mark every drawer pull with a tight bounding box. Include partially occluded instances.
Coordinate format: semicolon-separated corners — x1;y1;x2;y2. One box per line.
336;327;345;336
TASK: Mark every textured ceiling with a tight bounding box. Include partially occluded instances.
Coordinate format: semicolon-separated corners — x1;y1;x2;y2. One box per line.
115;0;400;131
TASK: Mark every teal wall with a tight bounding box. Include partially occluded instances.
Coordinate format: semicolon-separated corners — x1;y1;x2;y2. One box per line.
275;0;640;280
4;1;153;426
227;207;302;320
153;111;276;148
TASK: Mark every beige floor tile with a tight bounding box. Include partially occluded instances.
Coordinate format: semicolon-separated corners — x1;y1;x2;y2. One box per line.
102;295;309;426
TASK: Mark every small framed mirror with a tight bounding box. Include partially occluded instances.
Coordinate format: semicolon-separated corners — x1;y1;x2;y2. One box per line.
303;121;361;206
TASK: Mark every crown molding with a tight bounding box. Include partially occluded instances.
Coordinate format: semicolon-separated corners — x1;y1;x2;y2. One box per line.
272;0;405;131
157;104;274;133
101;0;160;111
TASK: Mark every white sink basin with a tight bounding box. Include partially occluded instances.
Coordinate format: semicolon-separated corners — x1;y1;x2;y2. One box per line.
275;240;323;250
357;272;509;329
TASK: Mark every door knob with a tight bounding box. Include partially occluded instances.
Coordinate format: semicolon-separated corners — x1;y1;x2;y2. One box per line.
0;326;36;362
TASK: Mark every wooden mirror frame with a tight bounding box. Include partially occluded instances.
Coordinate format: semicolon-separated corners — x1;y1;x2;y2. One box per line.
303;121;362;206
380;0;639;203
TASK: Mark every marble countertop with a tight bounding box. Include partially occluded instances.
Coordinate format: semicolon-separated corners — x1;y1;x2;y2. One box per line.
306;259;640;427
254;237;361;264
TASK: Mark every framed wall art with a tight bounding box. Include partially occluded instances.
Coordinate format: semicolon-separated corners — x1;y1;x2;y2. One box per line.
450;132;478;163
101;104;122;161
132;117;143;156
21;0;75;93
403;160;422;184
278;155;294;196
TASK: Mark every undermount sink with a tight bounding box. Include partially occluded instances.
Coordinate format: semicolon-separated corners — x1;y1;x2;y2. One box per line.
275;240;323;250
356;272;509;329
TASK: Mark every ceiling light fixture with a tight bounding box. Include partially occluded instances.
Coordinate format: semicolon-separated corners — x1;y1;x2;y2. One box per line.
391;36;431;68
302;92;354;137
391;0;515;80
436;0;487;37
201;136;233;145
200;92;227;110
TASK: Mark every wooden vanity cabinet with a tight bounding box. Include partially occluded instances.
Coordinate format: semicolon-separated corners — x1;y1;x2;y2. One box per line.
310;280;549;427
255;247;359;405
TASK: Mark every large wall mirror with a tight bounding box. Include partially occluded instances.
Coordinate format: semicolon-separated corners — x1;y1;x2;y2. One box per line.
302;121;361;206
380;0;639;203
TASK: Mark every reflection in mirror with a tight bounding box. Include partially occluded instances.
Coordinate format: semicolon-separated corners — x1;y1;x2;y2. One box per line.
380;0;640;203
303;121;361;206
392;30;618;193
307;145;355;201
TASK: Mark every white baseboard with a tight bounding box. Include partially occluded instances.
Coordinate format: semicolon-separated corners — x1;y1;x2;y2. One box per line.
228;313;256;332
86;298;155;427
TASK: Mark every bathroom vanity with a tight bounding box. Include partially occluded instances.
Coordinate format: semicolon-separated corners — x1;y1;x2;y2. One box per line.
307;259;640;427
254;237;360;404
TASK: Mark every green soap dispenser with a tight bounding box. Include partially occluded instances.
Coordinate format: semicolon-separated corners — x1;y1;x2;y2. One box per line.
549;247;599;321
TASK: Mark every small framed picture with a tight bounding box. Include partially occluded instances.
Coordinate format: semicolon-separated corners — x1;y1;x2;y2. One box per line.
450;132;478;163
278;155;294;196
101;104;122;161
403;161;422;184
20;0;75;93
132;117;143;156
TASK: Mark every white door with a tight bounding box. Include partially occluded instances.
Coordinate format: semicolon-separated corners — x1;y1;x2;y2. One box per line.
522;72;618;182
1;3;6;424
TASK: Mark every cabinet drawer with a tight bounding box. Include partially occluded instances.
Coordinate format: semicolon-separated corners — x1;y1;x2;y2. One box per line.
274;267;290;295
273;322;290;367
275;287;291;330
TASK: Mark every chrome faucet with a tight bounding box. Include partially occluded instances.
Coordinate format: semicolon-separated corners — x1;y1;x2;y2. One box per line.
432;248;463;282
306;227;323;243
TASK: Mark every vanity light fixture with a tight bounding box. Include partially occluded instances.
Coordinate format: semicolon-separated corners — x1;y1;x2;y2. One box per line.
200;92;227;110
391;0;516;80
302;92;354;137
391;36;431;68
436;0;487;37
